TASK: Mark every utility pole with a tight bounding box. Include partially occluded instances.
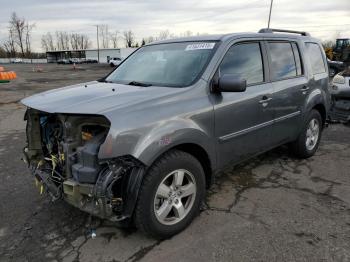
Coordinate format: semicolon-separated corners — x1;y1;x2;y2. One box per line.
94;25;100;63
267;0;274;29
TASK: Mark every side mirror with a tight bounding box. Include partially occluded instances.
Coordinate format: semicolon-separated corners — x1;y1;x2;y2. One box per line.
217;74;247;92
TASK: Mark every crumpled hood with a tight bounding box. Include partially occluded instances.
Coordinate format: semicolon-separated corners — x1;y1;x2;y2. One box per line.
21;81;184;115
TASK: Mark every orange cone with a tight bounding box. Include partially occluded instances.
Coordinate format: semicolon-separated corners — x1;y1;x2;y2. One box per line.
0;70;17;81
9;71;15;79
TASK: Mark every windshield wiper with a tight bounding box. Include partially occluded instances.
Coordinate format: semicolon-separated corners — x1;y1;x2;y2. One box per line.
128;81;152;87
98;79;113;83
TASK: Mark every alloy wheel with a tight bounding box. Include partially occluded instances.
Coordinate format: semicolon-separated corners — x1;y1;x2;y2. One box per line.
305;118;320;151
153;169;197;226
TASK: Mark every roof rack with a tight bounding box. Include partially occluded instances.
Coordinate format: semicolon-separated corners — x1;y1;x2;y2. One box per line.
258;28;310;36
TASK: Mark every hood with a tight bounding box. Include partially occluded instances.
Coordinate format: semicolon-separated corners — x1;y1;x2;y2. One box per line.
21;81;184;115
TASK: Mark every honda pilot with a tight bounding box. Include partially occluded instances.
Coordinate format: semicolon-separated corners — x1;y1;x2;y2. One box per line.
22;28;330;238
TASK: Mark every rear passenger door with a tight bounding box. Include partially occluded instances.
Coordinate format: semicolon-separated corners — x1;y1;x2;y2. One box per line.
266;41;307;145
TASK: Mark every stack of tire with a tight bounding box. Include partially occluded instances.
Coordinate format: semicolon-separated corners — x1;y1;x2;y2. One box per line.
0;67;17;83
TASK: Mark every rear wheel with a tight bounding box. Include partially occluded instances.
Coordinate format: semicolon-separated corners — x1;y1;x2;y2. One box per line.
134;150;205;239
290;110;322;158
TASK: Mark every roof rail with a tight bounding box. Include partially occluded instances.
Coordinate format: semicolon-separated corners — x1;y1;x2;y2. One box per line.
258;28;310;36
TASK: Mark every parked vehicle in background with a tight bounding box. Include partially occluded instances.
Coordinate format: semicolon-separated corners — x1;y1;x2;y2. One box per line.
57;58;98;64
69;58;83;64
57;59;70;64
85;58;98;64
21;28;330;239
110;57;122;67
12;58;23;63
327;58;346;77
329;68;350;122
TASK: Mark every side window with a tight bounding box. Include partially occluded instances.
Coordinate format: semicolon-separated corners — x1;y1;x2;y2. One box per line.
219;42;264;85
268;42;297;80
305;43;326;74
291;43;302;76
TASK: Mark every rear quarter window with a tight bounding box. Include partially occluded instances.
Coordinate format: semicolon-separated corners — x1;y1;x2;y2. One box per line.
305;43;326;75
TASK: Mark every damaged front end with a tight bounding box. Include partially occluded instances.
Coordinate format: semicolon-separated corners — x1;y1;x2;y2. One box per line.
23;108;145;221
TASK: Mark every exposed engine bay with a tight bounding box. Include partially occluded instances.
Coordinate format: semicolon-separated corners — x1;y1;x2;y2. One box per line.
23;108;145;221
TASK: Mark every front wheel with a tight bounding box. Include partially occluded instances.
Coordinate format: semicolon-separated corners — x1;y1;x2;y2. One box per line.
290;110;323;158
134;150;205;239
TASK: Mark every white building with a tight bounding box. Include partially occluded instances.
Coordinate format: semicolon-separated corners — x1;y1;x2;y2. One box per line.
46;48;136;63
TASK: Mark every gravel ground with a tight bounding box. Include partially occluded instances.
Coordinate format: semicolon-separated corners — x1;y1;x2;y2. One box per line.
0;64;349;262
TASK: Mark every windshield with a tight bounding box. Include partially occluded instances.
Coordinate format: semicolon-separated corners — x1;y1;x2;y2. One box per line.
106;41;217;87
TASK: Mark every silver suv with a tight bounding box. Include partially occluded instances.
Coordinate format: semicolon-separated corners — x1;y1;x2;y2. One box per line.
22;28;330;238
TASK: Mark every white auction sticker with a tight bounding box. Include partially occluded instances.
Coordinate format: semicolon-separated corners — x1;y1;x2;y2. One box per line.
185;43;215;51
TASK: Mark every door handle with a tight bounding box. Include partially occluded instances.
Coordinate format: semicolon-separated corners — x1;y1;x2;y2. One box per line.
301;86;310;92
259;96;272;104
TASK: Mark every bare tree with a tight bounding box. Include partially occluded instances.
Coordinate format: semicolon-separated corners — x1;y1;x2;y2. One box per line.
99;24;109;48
181;30;193;37
41;32;55;51
55;31;70;50
0;46;6;58
24;22;35;56
75;34;90;49
8;12;35;57
70;33;91;50
157;30;170;40
2;28;17;57
110;30;119;48
79;34;91;49
322;40;335;49
70;33;80;50
144;36;155;44
9;12;26;57
123;30;135;48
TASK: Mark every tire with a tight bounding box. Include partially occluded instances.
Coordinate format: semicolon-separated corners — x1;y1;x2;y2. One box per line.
110;63;115;67
290;109;323;159
134;150;205;239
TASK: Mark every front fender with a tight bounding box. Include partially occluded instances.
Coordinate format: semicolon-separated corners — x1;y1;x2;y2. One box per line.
99;119;215;169
136;124;214;168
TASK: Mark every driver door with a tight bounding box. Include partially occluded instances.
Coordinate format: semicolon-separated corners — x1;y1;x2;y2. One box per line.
211;41;274;168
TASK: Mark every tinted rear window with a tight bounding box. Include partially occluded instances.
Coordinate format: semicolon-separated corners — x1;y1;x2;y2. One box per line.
305;43;326;74
268;42;297;80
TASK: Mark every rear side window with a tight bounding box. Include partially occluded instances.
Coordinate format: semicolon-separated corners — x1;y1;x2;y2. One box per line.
305;43;326;74
219;42;264;85
268;42;299;80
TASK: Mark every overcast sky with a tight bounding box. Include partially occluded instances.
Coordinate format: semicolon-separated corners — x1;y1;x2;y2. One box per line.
0;0;349;52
